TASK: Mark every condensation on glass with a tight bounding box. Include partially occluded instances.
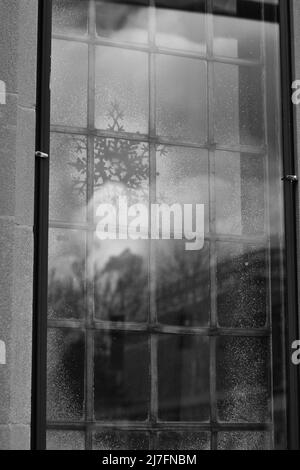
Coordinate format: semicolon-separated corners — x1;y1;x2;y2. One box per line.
47;0;287;450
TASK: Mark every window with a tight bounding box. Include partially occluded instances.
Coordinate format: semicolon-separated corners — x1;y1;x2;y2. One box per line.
43;0;289;450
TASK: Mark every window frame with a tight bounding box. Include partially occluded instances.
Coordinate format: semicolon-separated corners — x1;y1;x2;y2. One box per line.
31;0;300;450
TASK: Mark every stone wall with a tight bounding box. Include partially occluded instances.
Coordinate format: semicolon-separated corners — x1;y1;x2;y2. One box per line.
0;0;38;450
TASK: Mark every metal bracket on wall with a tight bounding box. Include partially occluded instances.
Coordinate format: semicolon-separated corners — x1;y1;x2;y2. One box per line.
35;151;48;159
281;175;298;183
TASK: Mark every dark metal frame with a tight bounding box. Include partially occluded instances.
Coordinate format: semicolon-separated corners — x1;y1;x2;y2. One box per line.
31;0;52;451
31;0;300;450
279;0;300;451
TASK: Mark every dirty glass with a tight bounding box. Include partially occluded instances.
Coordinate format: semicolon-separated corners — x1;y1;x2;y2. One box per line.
47;0;287;450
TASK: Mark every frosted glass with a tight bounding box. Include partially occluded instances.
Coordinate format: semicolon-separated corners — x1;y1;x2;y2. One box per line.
50;133;87;223
216;337;270;422
94;331;150;420
47;329;85;421
215;151;265;235
157;432;210;450
158;335;210;421
156;145;209;209
95;46;148;134
155;240;210;326
93;137;149;206
214;63;264;147
47;431;85;450
48;229;86;320
51;39;88;127
216;243;267;328
93;431;149;450
156;55;207;142
156;1;206;53
52;0;88;36
96;0;149;44
213;0;262;59
217;432;270;450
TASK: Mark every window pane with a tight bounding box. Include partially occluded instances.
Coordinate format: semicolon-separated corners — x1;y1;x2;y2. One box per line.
215;151;265;235
156;55;207;143
216;243;267;328
47;431;85;450
158;335;210;421
214;63;264;148
48;0;286;451
213;0;263;59
94;331;150;420
52;0;88;36
51;39;88;127
92;431;149;450
217;432;270;450
155;0;206;53
47;328;85;421
93;239;149;322
216;337;270;423
48;229;86;320
50;133;87;223
93;138;149;208
155;240;210;326
96;0;149;44
157;431;210;450
95;46;149;134
156;146;209;231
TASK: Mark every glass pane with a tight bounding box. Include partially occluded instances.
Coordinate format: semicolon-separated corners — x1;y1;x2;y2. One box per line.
52;0;88;36
157;431;210;450
213;0;262;59
96;0;149;44
217;432;270;450
216;243;267;328
48;229;86;320
216;337;270;423
214;63;264;148
95;46;149;134
156;146;209;233
93;137;149;207
50;133;87;223
92;431;149;450
93;239;149;322
51;39;88;127
156;145;208;204
158;335;210;421
94;331;150;420
155;240;210;326
156;55;207;143
47;431;85;450
215;151;265;235
155;0;206;53
47;329;85;421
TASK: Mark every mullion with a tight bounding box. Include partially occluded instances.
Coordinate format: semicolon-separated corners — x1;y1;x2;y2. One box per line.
48;219;272;245
51;33;264;68
84;0;97;449
206;0;218;450
256;0;274;442
47;422;272;432
47;321;271;338
50;124;268;154
261;0;276;448
149;0;158;431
